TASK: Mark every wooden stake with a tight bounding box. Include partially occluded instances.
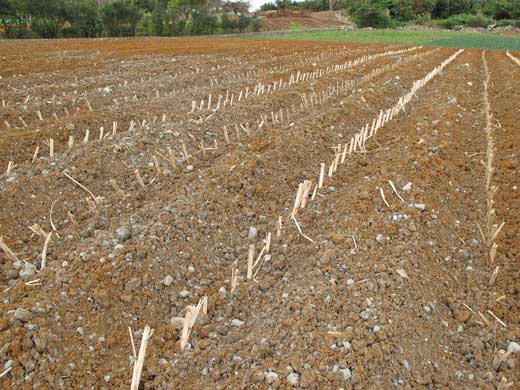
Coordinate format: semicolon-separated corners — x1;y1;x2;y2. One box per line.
40;232;52;270
247;245;255;280
134;170;145;188
130;325;152;390
318;163;325;188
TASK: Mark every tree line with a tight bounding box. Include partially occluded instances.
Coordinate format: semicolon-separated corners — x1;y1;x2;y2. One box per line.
261;0;520;28
0;0;262;38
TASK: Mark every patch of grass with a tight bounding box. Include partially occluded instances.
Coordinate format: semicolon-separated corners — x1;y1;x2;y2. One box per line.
264;29;520;51
289;23;305;31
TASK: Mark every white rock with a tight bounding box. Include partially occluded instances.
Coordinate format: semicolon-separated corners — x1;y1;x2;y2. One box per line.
264;371;278;384
286;373;299;386
13;308;33;322
230;319;244;327
248;226;258;239
339;367;351;381
402;182;412;191
179;290;190;298
163;275;174;286
218;286;227;299
19;262;37;280
508;341;520;352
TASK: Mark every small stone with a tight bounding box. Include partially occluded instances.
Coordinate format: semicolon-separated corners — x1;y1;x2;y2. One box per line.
409;203;426;211
163;275;174;286
76;327;84;335
13;308;33;322
115;227;131;242
373;325;381;333
346;279;354;286
375;234;384;244
454;308;470;322
264;371;278;384
248;226;258;239
230;319;244;327
179;290;190;298
104;375;111;383
218;287;227;299
287;372;299;386
188;265;195;273
186;165;194;172
64;123;75;131
508;341;520;352
402;182;412;191
19;262;37;280
339;368;351;381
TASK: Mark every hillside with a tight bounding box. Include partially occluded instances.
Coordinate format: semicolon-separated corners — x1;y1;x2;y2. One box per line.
258;10;351;31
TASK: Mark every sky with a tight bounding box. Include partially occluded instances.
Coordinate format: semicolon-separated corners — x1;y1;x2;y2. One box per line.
249;0;271;11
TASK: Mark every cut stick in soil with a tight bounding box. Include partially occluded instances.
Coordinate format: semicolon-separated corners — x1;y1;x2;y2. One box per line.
231;268;239;293
490;242;498;263
63;170;100;205
388;180;405;202
32;146;39;163
291;183;304;217
292;215;316;244
83;130;89;143
128;327;137;359
318;163;325;188
380;187;390;208
49;200;58;233
40;232;52;270
276;216;282;237
247;244;255;280
0;367;12;379
487;310;507;328
300;180;312;209
67;211;79;227
49;139;54;158
152;155;162;176
6;161;15;176
265;232;271;253
130;325;152;390
29;224;48;239
134;169;146;188
489;266;499;286
0;236;18;261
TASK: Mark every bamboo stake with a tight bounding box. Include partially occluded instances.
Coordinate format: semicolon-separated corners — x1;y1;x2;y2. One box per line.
32;146;39;163
134;170;146;188
247;245;255;280
318;163;325;188
130;325;152;390
40;232;52;270
63;171;99;205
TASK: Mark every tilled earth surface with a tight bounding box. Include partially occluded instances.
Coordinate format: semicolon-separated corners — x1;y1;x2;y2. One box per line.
0;38;518;389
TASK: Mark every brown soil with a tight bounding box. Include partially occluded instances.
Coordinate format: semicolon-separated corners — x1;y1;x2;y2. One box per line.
259;11;348;31
0;37;518;389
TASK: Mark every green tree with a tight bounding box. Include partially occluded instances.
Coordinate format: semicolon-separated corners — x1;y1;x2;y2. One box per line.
102;0;142;36
63;0;102;37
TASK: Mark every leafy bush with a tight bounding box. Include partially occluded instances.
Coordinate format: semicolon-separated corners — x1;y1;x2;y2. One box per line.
31;18;61;38
435;13;494;28
352;4;391;28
